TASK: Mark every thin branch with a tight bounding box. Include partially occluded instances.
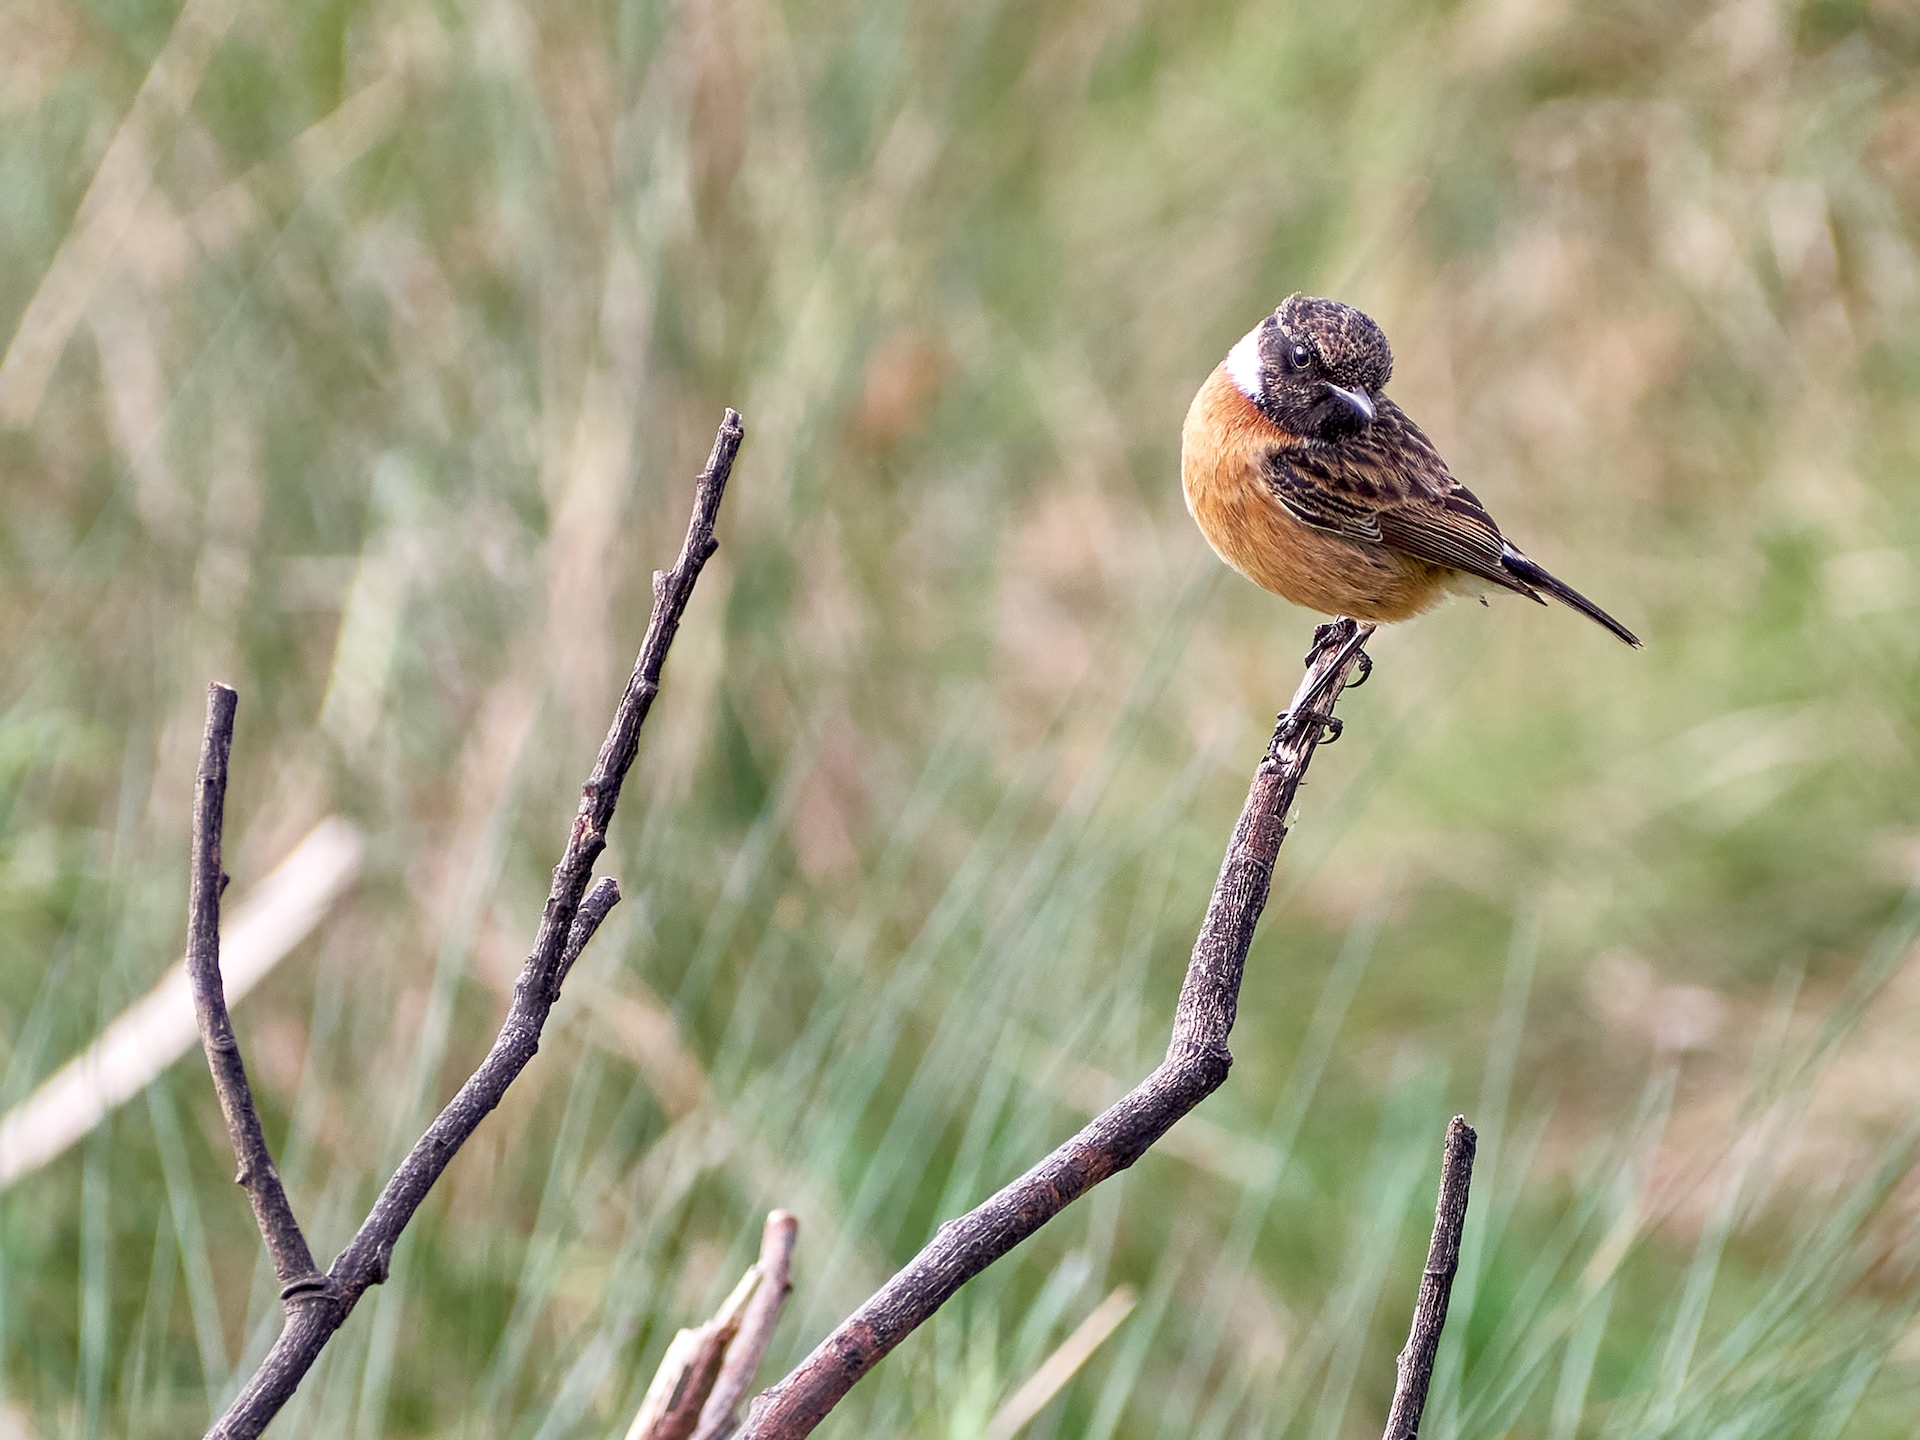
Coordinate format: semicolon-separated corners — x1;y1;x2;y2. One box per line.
1383;1114;1477;1440
739;618;1377;1439
630;1268;761;1440
202;408;746;1440
629;1209;799;1440
558;876;624;990
692;1211;800;1440
187;684;322;1293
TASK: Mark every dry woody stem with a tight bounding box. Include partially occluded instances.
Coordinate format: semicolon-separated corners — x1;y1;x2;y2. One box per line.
693;1211;802;1440
1382;1114;1477;1440
193;409;746;1440
186;685;321;1294
630;1211;800;1440
739;619;1377;1439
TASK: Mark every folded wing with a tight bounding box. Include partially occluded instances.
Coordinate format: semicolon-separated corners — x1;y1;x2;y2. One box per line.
1262;399;1542;602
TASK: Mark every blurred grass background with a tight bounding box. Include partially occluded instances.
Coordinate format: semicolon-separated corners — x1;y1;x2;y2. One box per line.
4;0;1920;1434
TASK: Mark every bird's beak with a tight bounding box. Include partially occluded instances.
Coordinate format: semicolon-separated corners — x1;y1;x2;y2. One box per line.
1324;383;1375;425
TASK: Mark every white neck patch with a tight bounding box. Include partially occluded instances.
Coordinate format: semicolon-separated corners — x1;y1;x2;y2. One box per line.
1224;322;1266;403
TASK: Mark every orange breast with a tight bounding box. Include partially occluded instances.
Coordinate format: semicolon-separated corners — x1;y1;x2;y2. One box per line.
1180;367;1448;623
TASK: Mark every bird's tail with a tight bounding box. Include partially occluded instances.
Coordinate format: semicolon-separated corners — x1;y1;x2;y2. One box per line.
1499;544;1641;647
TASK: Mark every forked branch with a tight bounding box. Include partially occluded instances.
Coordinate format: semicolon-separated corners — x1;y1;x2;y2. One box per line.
192;409;746;1440
739;620;1376;1438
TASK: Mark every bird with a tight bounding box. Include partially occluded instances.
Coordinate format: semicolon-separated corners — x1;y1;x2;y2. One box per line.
1181;294;1640;648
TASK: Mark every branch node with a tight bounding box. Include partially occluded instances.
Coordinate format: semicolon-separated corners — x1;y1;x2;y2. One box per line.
279;1275;336;1304
1169;1039;1232;1085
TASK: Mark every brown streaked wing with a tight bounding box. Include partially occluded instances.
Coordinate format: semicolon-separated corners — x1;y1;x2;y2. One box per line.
1262;457;1384;543
1263;397;1542;599
1375;491;1535;595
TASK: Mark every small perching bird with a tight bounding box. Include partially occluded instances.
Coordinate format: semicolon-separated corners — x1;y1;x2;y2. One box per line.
1181;294;1640;648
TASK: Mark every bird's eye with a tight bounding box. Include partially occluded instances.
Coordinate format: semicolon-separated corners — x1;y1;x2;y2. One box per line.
1289;343;1313;371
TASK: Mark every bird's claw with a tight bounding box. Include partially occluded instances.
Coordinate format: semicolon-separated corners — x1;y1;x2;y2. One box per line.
1304;622;1344;668
1280;620;1367;756
1273;708;1343;750
1304;622;1372;689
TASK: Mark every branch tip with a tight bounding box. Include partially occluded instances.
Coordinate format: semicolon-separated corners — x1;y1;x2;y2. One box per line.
1381;1114;1478;1440
687;1210;801;1440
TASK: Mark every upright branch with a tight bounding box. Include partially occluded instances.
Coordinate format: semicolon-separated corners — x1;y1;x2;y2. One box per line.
629;1211;801;1440
740;619;1377;1439
693;1212;801;1440
186;685;322;1294
197;409;746;1440
1382;1115;1477;1440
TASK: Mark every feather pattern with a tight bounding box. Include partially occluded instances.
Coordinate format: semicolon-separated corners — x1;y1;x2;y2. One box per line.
1255;392;1640;643
1262;397;1539;600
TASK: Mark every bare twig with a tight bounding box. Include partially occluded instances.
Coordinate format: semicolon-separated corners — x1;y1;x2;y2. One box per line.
187;684;321;1294
1383;1115;1477;1440
740;619;1376;1439
630;1268;761;1440
200;408;745;1440
693;1211;801;1440
628;1209;800;1440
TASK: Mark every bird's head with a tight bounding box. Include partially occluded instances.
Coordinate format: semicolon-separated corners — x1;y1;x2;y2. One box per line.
1225;294;1393;442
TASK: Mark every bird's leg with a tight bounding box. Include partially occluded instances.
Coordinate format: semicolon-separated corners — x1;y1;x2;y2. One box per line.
1303;621;1344;667
1273;618;1372;755
1303;620;1373;688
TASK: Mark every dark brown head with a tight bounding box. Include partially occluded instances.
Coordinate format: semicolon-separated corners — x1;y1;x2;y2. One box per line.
1224;294;1393;442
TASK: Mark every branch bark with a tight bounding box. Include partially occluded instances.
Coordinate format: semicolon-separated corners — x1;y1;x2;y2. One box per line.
693;1211;800;1440
187;684;321;1294
1382;1114;1477;1440
739;619;1376;1439
630;1210;799;1440
197;408;746;1440
629;1268;759;1440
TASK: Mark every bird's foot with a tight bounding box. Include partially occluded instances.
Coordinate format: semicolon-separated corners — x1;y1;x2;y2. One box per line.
1304;621;1345;667
1272;708;1343;753
1304;620;1373;688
